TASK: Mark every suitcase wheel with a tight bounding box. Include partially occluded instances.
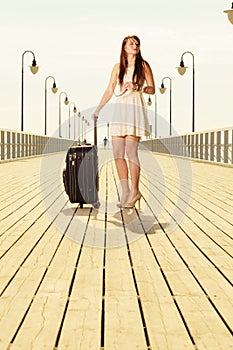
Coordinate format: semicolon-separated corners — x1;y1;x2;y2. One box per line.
93;201;100;209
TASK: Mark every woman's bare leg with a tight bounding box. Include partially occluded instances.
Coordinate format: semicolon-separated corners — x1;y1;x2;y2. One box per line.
125;135;141;199
112;136;130;204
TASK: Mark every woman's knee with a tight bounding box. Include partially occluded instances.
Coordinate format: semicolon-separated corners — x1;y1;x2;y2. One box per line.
113;148;125;159
112;137;125;159
125;142;138;159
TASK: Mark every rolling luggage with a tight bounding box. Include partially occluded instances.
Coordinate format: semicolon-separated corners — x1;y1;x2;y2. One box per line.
63;120;100;208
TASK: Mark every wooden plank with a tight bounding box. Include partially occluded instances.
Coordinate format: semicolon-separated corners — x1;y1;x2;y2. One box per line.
128;235;194;349
56;246;103;350
105;246;148;350
0;215;70;348
7;228;83;349
0;192;67;293
104;161;148;349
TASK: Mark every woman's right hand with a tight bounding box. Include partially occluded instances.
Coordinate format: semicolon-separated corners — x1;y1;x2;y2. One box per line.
91;112;98;121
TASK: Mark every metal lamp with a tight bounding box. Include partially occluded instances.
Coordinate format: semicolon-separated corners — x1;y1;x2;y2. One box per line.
224;3;233;24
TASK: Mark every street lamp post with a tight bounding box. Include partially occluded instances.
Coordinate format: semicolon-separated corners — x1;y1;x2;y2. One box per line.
69;102;77;139
21;50;39;132
147;95;157;138
59;91;69;138
84;120;90;144
81;116;85;143
107;122;110;147
77;111;81;145
159;76;172;136
224;3;233;24
45;76;58;135
177;51;195;133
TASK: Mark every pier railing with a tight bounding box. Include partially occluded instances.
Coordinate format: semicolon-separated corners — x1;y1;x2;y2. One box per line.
0;129;71;161
141;127;233;165
1;127;233;165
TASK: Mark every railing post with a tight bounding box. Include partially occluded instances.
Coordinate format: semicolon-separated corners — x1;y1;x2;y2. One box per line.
1;131;5;160
33;135;36;155
224;130;228;164
204;133;209;160
38;136;41;155
231;129;233;164
191;134;194;158
25;134;28;157
176;136;179;156
153;139;157;153
12;132;16;159
36;135;38;155
17;133;21;158
194;134;198;159
21;134;25;158
187;135;190;158
7;131;11;159
40;136;43;154
216;131;221;163
200;133;203;159
28;135;31;156
210;132;214;162
181;135;185;156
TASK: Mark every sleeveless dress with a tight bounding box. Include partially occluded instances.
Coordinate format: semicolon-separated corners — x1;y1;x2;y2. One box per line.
110;66;150;137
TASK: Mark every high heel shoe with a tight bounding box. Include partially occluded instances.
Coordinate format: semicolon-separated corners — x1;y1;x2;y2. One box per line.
124;192;142;209
117;192;130;208
117;201;125;208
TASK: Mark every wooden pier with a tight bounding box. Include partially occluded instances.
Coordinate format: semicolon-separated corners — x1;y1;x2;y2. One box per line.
0;151;232;349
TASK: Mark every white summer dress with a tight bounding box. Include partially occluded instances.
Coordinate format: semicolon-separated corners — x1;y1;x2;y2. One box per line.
111;66;150;138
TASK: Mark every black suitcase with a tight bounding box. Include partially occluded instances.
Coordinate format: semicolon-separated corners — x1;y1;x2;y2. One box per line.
63;120;100;208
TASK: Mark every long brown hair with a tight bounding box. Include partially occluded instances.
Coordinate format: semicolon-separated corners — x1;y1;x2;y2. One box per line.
118;35;147;87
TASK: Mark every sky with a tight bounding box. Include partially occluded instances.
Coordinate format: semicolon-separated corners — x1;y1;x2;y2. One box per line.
0;0;233;139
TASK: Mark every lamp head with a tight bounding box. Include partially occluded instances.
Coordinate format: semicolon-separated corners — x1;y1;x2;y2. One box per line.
147;96;152;106
224;3;233;24
159;83;166;94
51;82;58;94
30;59;39;74
73;106;77;113
177;61;187;75
64;97;69;105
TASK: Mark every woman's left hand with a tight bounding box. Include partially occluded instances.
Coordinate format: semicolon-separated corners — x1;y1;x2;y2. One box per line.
124;81;134;90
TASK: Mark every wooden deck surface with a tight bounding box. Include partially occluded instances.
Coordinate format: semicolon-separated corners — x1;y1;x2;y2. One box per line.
0;150;232;350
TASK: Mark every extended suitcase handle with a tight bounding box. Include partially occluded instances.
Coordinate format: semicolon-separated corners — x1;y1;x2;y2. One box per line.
94;119;97;147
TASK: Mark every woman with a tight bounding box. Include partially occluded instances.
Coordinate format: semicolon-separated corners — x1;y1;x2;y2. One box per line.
92;35;155;208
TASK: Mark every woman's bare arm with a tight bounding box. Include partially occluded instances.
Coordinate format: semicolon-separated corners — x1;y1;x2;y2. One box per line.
142;62;155;95
93;63;119;117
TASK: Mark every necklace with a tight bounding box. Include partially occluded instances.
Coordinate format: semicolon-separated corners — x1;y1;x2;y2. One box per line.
113;89;127;97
